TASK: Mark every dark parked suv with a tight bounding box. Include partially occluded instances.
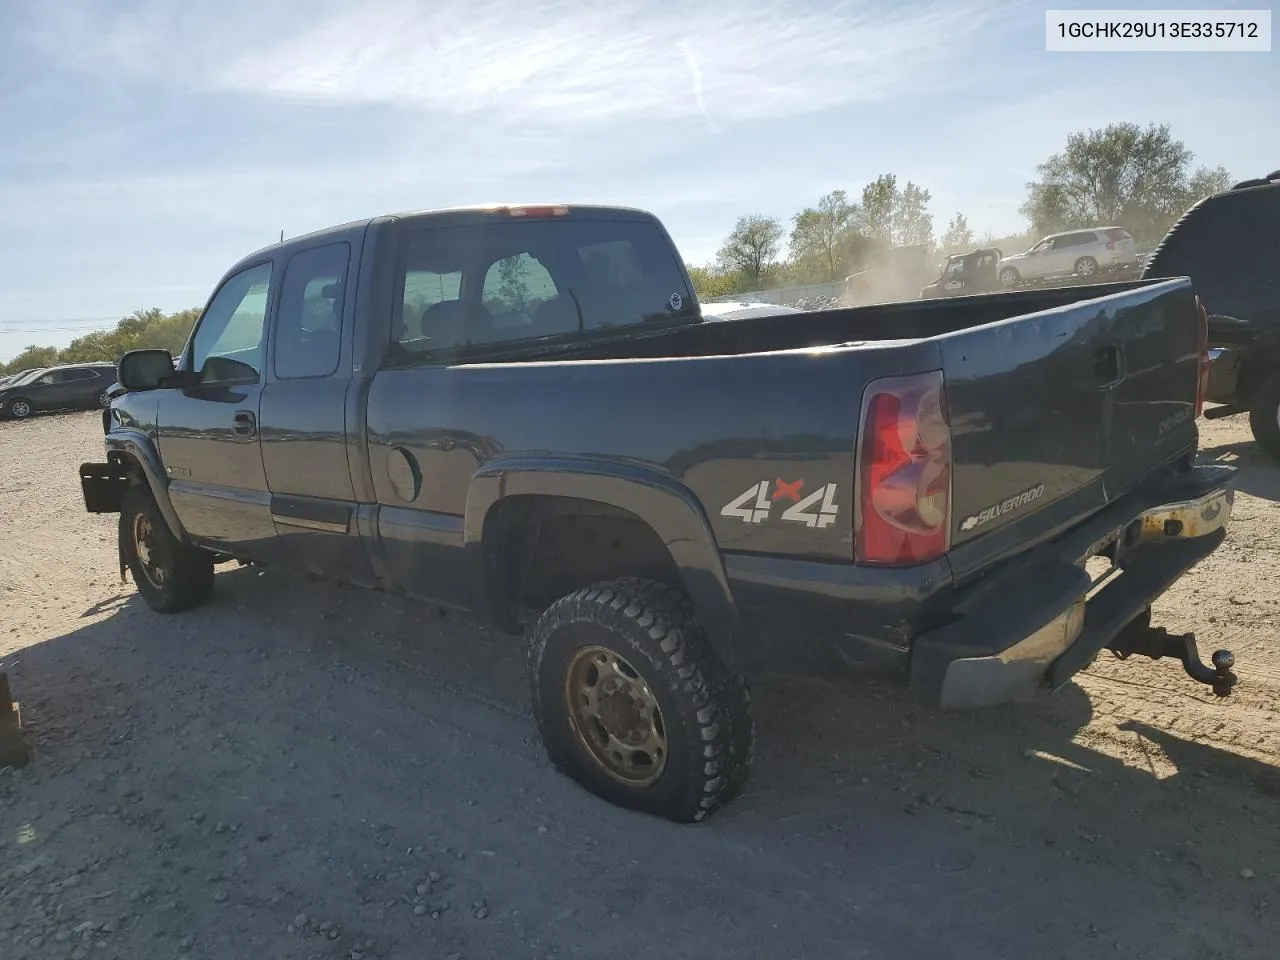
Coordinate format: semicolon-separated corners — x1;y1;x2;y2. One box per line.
0;362;119;420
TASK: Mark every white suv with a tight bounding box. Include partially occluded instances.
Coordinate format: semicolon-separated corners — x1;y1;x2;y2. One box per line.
998;227;1138;287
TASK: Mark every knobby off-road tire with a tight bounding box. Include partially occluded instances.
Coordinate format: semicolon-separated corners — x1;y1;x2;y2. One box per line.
528;577;754;823
1248;373;1280;461
119;486;215;613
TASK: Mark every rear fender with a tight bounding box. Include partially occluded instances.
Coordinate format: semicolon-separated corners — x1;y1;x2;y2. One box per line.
464;456;745;672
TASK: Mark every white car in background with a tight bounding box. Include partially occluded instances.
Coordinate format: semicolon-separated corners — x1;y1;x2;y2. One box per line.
699;301;804;322
997;227;1139;287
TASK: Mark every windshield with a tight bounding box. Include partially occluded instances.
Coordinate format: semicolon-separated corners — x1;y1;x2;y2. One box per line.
7;368;48;387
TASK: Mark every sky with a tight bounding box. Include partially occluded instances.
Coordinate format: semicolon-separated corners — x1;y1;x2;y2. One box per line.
0;0;1276;361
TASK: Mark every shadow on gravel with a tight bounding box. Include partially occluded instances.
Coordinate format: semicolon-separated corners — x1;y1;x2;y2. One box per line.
2;565;1278;960
1201;439;1280;502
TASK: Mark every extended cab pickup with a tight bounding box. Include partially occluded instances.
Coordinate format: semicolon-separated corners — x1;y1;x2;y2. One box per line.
80;204;1237;822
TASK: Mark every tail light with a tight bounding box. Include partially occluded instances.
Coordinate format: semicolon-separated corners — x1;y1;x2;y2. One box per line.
1194;295;1210;417
854;370;952;566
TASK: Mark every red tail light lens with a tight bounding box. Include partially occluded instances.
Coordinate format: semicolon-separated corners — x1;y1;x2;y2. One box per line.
1194;295;1209;418
855;371;952;566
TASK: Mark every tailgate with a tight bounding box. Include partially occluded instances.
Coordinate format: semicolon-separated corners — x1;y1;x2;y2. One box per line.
939;279;1201;563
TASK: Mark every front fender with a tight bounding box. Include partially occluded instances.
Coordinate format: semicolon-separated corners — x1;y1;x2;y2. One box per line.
105;429;187;541
464;455;745;672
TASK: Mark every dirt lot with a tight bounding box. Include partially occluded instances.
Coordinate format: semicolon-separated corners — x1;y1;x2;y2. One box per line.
1;411;1277;960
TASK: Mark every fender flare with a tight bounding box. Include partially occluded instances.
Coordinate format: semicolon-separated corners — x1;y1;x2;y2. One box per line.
105;430;187;541
463;456;746;672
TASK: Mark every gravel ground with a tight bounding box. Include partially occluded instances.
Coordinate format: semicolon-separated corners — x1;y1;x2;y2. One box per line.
1;411;1277;960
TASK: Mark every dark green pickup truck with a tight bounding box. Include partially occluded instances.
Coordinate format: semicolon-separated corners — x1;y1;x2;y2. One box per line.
79;203;1237;822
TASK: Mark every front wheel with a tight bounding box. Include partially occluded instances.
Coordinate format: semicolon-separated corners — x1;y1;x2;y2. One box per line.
120;487;215;613
528;578;753;823
97;390;111;408
1248;374;1280;460
6;398;33;419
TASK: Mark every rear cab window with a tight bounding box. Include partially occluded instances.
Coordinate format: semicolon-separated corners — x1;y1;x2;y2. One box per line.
393;214;695;357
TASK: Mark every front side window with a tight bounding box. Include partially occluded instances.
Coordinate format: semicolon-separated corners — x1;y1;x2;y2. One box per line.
393;217;694;355
190;262;272;382
275;243;349;380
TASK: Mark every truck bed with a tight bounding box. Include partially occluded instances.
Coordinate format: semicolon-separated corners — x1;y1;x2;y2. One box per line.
428;278;1156;364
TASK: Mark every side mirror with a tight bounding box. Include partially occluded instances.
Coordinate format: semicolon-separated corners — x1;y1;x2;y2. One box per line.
117;349;176;391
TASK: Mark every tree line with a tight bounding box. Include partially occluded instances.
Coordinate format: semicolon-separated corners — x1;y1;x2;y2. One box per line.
1;122;1238;369
1;307;199;376
690;121;1234;299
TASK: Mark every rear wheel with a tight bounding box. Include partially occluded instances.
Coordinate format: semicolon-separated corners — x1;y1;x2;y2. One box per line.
120;487;215;613
998;267;1020;288
528;577;753;823
1248;374;1280;461
1074;256;1098;277
7;398;33;419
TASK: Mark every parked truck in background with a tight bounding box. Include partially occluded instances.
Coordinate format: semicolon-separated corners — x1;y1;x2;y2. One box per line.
79;203;1237;822
1140;171;1280;459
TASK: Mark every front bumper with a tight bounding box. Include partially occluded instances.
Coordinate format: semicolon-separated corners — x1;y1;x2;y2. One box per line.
910;465;1235;708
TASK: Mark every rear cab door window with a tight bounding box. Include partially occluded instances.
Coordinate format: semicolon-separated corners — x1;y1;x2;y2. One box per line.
273;243;350;380
392;214;696;357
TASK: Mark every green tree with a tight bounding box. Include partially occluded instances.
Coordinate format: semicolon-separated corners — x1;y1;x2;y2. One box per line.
861;174;898;245
716;214;784;289
686;264;743;300
1020;122;1232;245
1;306;202;376
940;213;975;254
1;345;60;376
893;181;934;247
788;190;864;282
494;256;531;311
1179;165;1234;212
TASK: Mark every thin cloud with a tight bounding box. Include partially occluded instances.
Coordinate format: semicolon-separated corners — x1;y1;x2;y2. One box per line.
31;0;1011;130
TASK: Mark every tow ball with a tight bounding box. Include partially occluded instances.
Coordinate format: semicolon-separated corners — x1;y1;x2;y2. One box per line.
1108;611;1238;698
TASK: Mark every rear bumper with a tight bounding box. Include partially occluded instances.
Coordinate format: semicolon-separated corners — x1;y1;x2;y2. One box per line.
909;465;1235;708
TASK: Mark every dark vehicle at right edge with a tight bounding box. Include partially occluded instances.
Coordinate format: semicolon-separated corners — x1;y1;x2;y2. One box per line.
1141;171;1280;458
79;203;1236;823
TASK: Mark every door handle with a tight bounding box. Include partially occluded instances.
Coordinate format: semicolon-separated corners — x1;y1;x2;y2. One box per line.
232;410;257;439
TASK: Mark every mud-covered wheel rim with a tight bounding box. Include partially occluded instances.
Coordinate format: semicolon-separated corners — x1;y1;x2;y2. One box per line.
9;399;31;418
132;513;166;591
564;644;668;786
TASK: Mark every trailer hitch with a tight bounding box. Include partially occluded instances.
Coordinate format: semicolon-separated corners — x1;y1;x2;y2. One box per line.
1108;611;1237;698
